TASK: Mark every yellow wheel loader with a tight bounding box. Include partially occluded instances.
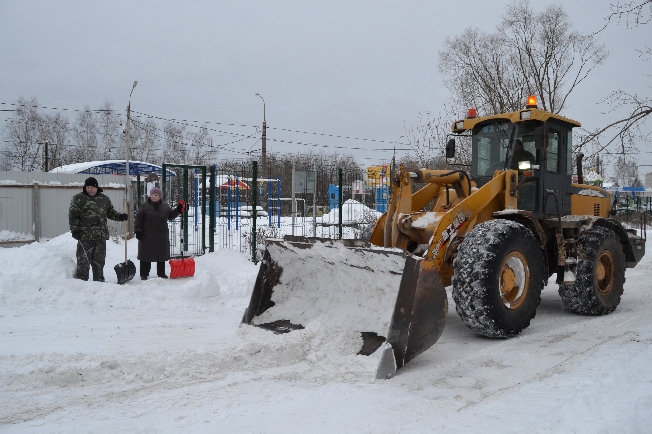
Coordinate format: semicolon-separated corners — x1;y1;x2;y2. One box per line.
242;96;646;378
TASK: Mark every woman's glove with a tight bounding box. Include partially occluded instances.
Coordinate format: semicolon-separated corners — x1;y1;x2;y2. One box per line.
71;230;81;240
118;213;129;221
135;232;143;240
176;199;186;214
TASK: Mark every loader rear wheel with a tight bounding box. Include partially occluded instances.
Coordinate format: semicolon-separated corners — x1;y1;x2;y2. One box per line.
558;226;625;315
452;219;545;338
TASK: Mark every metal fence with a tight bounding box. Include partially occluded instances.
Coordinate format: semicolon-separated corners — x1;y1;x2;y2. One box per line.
0;171;128;247
5;165;648;260
137;162;392;260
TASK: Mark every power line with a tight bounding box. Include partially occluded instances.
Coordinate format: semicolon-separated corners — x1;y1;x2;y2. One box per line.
3;101;410;149
265;136;410;152
132;110;411;153
0;101;118;114
2;101;416;160
130;118;257;157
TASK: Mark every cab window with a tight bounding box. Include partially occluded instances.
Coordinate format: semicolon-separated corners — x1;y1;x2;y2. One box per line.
547;132;560;173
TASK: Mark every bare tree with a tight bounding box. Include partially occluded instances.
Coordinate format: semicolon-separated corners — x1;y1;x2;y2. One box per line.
403;105;466;168
162;121;188;164
605;0;652;29
188;126;214;165
97;99;120;161
3;97;42;171
439;0;608;116
439;29;526;115
576;1;651;173
71;106;99;163
130;118;160;164
38;112;71;170
611;155;643;187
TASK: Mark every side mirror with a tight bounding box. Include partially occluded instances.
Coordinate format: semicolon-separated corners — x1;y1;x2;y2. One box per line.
534;126;546;149
446;139;456;159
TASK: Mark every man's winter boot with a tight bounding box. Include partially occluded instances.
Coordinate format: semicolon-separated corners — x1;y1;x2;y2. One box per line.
74;270;89;281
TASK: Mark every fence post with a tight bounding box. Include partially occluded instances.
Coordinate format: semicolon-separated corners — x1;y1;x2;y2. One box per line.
252;161;258;263
338;169;343;239
183;168;188;252
162;164;167;201
291;164;296;236
33;183;40;242
313;162;317;237
268;177;272;227
194;169;199;236
201;166;206;254
277;175;281;229
136;174;141;210
209;165;215;252
236;175;240;231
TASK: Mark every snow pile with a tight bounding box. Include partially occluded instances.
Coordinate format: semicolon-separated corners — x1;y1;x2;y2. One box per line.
0;229;34;241
252;241;405;334
1;230;651;432
319;199;380;223
406;211;441;229
577;188;605;197
583;169;603;184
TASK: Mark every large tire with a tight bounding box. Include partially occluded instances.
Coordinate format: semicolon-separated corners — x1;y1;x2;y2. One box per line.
452;219;545;338
558;226;625;315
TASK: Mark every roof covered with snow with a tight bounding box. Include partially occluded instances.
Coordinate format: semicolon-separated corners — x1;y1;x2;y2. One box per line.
50;160;176;177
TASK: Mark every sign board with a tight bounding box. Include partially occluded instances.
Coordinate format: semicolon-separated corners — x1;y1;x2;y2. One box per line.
366;165;389;184
294;170;316;193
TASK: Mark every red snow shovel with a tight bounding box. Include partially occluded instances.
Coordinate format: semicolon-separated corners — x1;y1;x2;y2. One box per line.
170;199;195;279
115;199;136;284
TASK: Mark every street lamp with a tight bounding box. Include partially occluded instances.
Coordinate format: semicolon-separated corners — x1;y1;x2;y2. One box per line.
125;80;137;228
126;80;138;179
255;92;265;122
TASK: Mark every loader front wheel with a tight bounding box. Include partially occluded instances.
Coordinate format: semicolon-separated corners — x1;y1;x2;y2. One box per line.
558;226;625;315
452;219;545;338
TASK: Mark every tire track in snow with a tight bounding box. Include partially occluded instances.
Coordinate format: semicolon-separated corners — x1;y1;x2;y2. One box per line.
390;281;651;412
0;323;381;424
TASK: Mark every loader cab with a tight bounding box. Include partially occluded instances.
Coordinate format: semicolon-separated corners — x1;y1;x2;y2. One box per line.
464;106;578;219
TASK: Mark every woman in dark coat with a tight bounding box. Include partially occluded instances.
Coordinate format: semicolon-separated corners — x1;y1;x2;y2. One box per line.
134;187;185;280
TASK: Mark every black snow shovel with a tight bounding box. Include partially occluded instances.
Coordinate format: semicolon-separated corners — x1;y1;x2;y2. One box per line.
115;199;136;284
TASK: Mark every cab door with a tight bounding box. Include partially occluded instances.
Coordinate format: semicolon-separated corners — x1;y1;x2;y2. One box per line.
542;122;571;216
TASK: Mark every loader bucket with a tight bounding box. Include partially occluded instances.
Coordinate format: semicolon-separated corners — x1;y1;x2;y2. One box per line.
242;237;448;378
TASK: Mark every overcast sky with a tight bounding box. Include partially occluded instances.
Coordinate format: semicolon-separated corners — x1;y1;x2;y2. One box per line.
1;0;649;174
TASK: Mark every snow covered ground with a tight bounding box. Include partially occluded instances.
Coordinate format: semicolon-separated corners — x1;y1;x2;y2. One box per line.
1;231;651;433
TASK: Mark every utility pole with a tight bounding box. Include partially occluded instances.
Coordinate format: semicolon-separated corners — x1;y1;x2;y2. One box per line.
39;141;50;172
255;93;266;176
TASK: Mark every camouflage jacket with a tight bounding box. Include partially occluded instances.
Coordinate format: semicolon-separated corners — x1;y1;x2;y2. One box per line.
69;192;121;240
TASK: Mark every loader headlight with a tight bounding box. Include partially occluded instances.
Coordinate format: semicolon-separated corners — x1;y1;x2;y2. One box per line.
455;121;464;130
520;111;531;120
518;161;531;170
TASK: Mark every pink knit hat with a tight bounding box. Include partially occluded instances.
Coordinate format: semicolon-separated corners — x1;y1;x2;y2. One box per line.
149;187;162;197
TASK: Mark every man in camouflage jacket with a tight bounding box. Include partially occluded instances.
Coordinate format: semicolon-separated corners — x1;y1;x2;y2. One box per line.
69;177;128;282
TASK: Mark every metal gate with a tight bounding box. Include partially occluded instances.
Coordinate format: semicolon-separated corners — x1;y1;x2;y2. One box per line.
162;164;208;257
